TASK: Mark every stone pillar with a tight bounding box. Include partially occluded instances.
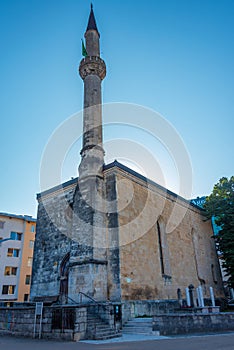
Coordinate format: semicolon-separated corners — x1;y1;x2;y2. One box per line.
210;286;216;307
177;288;182;307
186;288;191;307
188;284;195;308
197;286;204;308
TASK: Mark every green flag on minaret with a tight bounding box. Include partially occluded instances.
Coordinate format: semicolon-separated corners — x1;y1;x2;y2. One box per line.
82;39;88;57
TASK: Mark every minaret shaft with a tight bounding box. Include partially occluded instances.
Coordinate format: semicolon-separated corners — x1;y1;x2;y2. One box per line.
83;75;102;148
85;30;100;57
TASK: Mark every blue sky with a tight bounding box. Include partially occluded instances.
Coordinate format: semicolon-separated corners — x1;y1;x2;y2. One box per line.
0;0;233;217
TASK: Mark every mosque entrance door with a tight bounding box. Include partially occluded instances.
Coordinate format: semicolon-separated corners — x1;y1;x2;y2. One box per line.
59;253;70;304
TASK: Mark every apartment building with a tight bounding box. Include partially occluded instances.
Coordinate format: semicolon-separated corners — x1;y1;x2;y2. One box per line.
0;212;36;302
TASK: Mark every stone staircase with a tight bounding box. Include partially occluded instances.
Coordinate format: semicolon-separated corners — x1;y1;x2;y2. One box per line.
86;311;122;340
123;317;156;335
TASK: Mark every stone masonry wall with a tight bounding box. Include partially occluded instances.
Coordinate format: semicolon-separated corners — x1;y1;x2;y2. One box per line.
0;305;87;341
30;182;76;299
122;300;180;324
115;168;224;301
153;312;234;335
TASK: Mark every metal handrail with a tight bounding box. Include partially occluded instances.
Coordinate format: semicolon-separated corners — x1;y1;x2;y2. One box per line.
66;292;109;311
78;291;100;304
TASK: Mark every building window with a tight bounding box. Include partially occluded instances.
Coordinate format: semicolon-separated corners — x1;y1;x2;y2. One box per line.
24;294;29;302
7;248;20;257
0;221;5;229
29;240;34;249
25;275;31;285
2;285;15;295
31;225;35;233
4;267;17;276
10;231;22;241
157;221;165;275
27;257;33;267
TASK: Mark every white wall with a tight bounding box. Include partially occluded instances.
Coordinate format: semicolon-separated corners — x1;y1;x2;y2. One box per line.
0;216;24;301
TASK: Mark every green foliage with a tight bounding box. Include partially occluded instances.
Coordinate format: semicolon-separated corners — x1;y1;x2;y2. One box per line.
204;176;234;288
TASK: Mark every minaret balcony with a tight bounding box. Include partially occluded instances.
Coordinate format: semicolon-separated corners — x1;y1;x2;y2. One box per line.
79;56;106;80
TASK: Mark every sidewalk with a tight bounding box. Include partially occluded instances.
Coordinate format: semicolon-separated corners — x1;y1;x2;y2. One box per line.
81;332;169;344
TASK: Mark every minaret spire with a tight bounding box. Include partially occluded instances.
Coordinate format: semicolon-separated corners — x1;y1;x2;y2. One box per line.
86;3;99;34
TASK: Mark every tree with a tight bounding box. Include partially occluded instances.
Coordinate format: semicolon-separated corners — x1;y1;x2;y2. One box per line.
204;176;234;288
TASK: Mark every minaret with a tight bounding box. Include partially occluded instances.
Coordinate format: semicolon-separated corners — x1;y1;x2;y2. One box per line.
79;4;106;181
69;5;108;302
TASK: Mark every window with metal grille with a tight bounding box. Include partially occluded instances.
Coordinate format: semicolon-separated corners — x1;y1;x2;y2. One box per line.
52;308;75;330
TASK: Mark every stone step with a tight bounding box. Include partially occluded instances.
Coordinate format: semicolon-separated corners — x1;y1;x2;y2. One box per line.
124;329;152;334
87;312;121;340
88;322;111;327
96;329;119;335
125;323;152;328
95;331;118;337
94;332;122;340
87;328;121;340
126;318;152;323
87;318;109;326
123;331;154;335
94;325;113;329
88;316;110;320
122;318;153;335
124;322;152;326
124;328;152;332
125;317;151;321
88;326;116;333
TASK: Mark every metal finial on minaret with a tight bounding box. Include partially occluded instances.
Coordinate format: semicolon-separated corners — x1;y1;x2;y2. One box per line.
78;7;106;181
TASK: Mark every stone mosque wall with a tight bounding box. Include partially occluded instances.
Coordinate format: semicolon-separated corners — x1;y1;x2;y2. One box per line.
113;165;224;301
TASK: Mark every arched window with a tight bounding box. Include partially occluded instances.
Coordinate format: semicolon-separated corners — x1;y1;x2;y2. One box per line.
156;219;171;278
157;221;165;275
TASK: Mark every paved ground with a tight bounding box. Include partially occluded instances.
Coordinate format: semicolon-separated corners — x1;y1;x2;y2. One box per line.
1;333;234;350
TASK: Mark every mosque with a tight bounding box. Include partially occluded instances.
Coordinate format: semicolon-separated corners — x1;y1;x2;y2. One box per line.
30;5;224;316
